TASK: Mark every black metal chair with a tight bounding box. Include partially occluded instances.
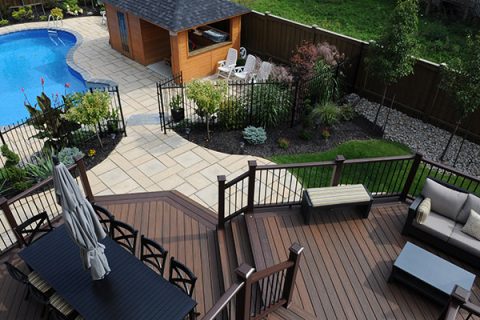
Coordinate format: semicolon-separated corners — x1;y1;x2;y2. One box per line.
91;203;115;235
4;262;30;300
110;220;138;255
169;257;197;298
15;211;54;247
140;235;168;277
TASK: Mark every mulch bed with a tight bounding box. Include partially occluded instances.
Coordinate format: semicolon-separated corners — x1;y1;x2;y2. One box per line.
81;133;123;169
176;116;382;158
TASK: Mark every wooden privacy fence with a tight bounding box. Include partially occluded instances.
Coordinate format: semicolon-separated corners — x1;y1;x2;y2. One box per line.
241;11;480;143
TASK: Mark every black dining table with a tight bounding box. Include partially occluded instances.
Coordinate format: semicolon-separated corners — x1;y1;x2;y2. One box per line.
19;225;196;320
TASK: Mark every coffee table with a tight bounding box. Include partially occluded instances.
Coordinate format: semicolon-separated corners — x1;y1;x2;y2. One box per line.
389;242;476;305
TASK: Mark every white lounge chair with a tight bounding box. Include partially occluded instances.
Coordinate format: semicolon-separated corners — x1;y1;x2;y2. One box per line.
233;55;256;81
254;61;273;82
217;48;238;79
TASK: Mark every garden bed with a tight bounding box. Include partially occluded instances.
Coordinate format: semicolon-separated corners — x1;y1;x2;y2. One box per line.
176;115;381;158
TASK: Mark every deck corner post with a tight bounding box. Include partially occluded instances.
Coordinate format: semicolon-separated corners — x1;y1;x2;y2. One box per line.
247;160;257;213
400;153;423;201
218;175;227;229
75;156;94;203
0;197;22;245
235;264;255;320
331;155;346;186
282;243;304;306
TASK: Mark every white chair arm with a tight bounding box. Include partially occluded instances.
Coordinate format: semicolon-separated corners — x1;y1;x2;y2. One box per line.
234;66;245;73
217;60;226;66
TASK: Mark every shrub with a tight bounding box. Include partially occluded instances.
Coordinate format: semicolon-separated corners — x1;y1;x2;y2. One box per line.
25;154;54;183
310;102;341;128
58;147;84;166
50;7;63;19
270;65;293;83
11;6;34;21
39;15;48;21
0;19;9;26
299;129;313;141
218;97;246;130
309;59;339;105
251;83;291;129
1;144;20;167
278;138;290;149
62;0;83;16
243;126;267;145
339;105;356;121
0;146;32;194
322;128;331;140
169;94;182;111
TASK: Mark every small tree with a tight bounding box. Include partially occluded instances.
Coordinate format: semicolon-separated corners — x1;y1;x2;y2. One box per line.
439;33;480;162
186;80;228;140
366;0;419;125
64;91;111;148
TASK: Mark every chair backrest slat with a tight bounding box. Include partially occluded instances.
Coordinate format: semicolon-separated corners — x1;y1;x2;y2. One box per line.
226;48;238;66
244;55;257;73
140;235;168;277
257;62;273;81
110;220;138;255
92;204;115;234
4;262;28;284
169;257;197;298
15;211;53;247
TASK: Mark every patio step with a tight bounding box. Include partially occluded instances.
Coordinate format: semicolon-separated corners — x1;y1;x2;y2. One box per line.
269;305;318;320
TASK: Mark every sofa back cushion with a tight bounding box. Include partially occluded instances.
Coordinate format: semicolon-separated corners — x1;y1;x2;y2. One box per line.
421;178;468;220
458;194;480;224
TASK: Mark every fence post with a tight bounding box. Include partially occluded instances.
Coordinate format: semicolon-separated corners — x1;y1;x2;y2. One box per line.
0;197;23;245
218;175;226;229
247;160;257;213
330;155;346;186
0;129;5;145
235;264;255;320
400;153;423;201
282;243;304;306
75;157;94;203
438;285;470;320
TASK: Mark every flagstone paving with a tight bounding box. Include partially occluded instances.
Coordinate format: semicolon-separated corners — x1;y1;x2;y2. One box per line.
1;17;274;212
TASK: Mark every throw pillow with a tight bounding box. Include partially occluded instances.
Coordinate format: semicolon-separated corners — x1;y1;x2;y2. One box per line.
462;209;480;240
416;198;431;224
421;178;468;220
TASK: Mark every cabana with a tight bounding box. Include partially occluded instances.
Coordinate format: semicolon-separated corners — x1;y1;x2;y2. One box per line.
103;0;250;81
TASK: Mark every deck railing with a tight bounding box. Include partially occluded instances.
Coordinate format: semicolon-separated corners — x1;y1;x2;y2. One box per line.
218;153;480;228
202;244;304;320
0;157;93;253
439;285;480;320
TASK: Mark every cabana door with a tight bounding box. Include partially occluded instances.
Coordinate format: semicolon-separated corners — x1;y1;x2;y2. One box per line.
117;11;130;56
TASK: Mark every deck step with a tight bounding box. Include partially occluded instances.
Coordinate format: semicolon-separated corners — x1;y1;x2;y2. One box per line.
269;305;318;320
230;215;255;268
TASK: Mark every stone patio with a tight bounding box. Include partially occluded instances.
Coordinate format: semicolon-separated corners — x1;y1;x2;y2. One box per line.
0;17;273;212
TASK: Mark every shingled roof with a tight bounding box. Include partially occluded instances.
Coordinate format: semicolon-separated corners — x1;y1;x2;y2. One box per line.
103;0;250;33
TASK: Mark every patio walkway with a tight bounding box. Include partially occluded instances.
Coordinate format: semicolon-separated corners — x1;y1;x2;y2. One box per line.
0;17;272;212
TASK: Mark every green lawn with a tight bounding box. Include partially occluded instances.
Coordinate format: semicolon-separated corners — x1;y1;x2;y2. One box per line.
248;0;478;63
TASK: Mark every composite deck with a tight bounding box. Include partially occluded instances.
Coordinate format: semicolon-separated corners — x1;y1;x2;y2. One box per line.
0;191;222;320
245;202;480;320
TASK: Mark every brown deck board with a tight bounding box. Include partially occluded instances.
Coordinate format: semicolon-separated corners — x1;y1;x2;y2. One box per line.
246;203;480;320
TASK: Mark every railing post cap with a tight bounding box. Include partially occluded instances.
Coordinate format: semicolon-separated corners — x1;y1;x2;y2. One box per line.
451;285;470;303
414;152;424;159
289;243;304;255
336;155;346;162
236;263;255;279
248;160;257;167
217;175;227;182
0;196;7;205
265;11;271;15
312;24;318;29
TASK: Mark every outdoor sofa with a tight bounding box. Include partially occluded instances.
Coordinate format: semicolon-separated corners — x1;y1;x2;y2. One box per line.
403;177;480;268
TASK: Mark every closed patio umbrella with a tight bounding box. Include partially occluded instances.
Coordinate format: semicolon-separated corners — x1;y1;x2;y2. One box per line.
53;158;111;280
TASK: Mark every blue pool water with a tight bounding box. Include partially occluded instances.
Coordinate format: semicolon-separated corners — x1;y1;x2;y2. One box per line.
0;29;87;126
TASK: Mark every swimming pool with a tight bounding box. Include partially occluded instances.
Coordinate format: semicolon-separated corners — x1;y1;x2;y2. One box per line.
0;29;87;126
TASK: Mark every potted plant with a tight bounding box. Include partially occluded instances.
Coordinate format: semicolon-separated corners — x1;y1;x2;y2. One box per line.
106;108;120;134
170;94;184;123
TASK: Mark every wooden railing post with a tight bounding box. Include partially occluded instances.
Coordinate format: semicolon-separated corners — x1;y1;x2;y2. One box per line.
0;197;22;245
438;285;470;320
235;264;255;320
401;153;423;201
247;160;257;213
218;175;227;229
282;243;304;306
75;157;94;203
331;155;346;186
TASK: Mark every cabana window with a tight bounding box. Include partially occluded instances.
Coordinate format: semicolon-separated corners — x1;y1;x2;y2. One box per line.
188;19;231;54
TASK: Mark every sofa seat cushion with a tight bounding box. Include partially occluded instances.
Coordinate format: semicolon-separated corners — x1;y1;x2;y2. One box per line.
448;223;480;257
413;211;456;242
421;178;468;220
458;194;480;224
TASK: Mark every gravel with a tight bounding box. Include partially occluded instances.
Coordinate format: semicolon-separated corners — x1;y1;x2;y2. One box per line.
345;93;480;176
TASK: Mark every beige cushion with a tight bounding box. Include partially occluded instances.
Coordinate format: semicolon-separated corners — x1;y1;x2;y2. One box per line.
458;194;480;224
413;211;456;242
449;223;480;257
306;184;371;206
416;198;431;224
421;178;468;220
462;209;480;240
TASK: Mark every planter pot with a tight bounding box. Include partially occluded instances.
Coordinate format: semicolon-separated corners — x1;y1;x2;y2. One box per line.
106;120;120;134
171;108;185;123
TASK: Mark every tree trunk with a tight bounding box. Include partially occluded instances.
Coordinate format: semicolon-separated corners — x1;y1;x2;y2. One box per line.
96;131;104;149
206;114;211;141
440;120;461;162
373;85;388;126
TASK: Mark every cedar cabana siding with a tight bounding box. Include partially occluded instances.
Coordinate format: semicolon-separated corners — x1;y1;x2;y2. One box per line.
170;16;242;81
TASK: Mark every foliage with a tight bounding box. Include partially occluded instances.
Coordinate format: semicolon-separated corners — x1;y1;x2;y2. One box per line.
366;0;419;87
25;153;54;183
321;128;331;140
269;65;294;83
299;129;313;141
0;145;32;194
39;15;48;21
309;59;340;105
11;6;34;21
169;94;183;111
186;80;228;140
217;97;247;130
339;105;356;121
243;126;267;145
58;147;84;166
50;7;64;19
62;0;83;15
0;19;9;26
309;102;341;127
251;83;291;128
88;149;96;157
1;144;20;167
277;138;290;149
65;91;111;148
